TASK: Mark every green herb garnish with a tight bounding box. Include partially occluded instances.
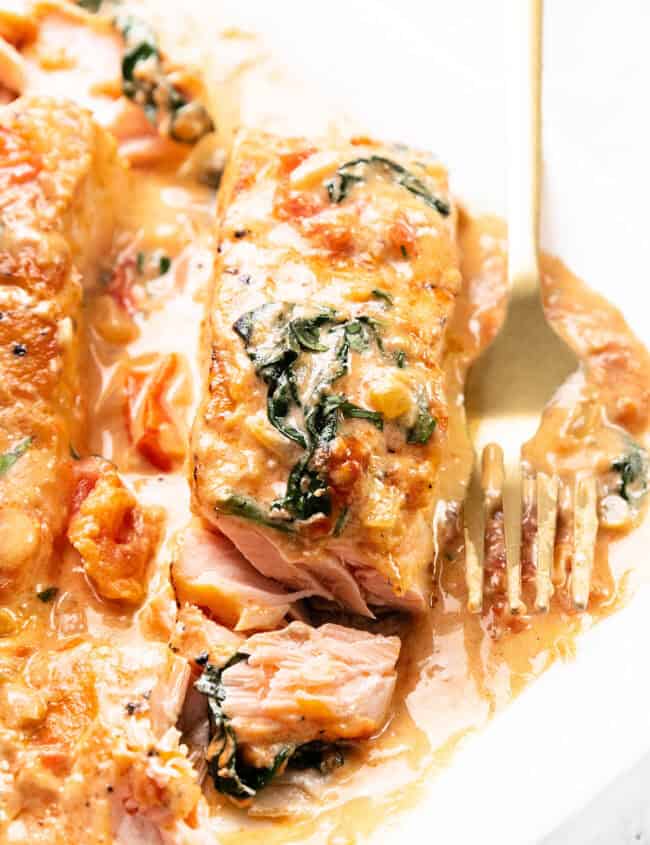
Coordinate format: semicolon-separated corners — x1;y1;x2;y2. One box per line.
333;506;349;537
612;441;648;503
394;350;406;368
291;741;345;774
77;0;103;11
371;289;394;307
136;251;145;274
37;587;58;603
158;254;171;275
218;495;295;533
232;304;384;526
325;155;450;216
406;397;436;445
0;437;32;477
114;15;214;144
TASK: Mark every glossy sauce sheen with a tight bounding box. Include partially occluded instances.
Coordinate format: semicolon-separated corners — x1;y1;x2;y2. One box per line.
0;4;648;843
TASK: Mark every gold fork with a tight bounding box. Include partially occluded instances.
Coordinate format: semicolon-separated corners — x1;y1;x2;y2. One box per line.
462;0;599;615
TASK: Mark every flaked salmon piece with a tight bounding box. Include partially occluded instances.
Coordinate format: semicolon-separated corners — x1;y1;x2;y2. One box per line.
171;522;314;631
193;619;400;803
0;0;214;166
192;130;461;613
215;514;372;616
0;639;212;844
223;622;400;747
0;96;121;589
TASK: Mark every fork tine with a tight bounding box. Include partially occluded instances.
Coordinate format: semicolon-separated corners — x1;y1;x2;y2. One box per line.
570;476;598;610
534;472;558;612
552;481;572;587
483;444;525;614
464;523;483;613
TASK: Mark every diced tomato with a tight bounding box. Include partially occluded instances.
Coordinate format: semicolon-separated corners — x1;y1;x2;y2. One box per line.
349;135;377;147
387;217;417;258
274;186;323;221
70;456;108;514
67;460;162;604
308;220;356;256
233;159;258;195
124;353;187;471
278;146;317;175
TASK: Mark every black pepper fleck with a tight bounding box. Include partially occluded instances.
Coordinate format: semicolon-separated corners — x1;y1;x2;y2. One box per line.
239;273;251;285
12;343;27;357
233;229;248;239
195;651;209;666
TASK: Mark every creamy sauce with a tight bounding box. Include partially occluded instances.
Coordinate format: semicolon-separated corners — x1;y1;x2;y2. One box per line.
84;188;649;841
0;4;648;843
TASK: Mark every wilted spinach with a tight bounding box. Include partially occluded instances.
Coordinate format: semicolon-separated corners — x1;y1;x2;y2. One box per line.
612;440;648;504
0;437;32;477
233;304;384;526
114;15;213;143
325;155;450;216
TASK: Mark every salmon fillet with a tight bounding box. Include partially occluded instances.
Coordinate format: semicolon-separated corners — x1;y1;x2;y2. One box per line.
191;130;461;614
0;96;121;586
190;616;400;802
171;522;313;632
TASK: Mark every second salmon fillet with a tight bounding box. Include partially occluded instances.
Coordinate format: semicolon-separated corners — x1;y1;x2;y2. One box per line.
0;96;121;585
191;130;461;614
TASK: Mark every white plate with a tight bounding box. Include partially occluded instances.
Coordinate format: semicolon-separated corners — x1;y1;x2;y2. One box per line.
178;1;650;840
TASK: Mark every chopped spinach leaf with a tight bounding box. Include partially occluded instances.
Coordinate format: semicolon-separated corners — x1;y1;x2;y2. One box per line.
116;15;159;85
273;456;331;520
0;437;32;477
316;394;383;432
406;398;436;445
195;655;256;800
333;506;349;537
288;313;332;352
114;14;213;144
612;441;648;504
218;495;295;533
267;370;307;449
36;586;58;603
291;741;345;775
233;304;384;525
371;288;394;307
325;155;450;216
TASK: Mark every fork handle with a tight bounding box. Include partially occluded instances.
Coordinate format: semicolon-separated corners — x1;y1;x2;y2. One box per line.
506;0;542;295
